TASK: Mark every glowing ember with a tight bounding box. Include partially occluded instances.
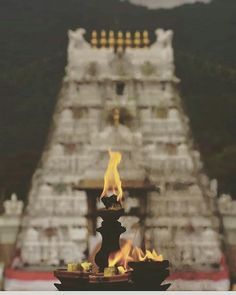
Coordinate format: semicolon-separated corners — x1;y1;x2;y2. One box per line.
108;240;163;272
101;150;123;202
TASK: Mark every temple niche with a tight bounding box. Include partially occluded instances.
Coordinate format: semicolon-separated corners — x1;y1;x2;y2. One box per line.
10;28;230;291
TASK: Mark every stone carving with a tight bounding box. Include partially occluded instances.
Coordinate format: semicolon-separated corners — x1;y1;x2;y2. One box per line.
173;228;221;267
218;194;236;214
169;108;180;120
155;29;173;48
154;29;174;79
210;179;218;197
92;123;142;148
20;225;88;266
68;28;90;61
86;61;99;77
109;52;133;76
141;61;156;76
3;194;24;216
66;28;92;80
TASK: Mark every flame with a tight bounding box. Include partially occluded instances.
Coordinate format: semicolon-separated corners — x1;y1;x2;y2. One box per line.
108;240;163;272
131;247;163;263
101;150;123;202
108;240;133;270
131;247;146;261
140;248;163;262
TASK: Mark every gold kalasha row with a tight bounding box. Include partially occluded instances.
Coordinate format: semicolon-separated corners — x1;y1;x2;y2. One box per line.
90;30;150;49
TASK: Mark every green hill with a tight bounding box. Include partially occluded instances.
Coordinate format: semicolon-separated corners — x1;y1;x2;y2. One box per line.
0;0;235;201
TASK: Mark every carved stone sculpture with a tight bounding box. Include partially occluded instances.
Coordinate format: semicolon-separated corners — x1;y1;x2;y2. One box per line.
3;194;23;216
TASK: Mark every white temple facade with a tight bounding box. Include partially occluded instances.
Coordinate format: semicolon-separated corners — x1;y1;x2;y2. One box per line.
3;28;232;290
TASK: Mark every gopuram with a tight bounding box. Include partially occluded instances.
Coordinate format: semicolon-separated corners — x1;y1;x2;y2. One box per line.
2;28;232;290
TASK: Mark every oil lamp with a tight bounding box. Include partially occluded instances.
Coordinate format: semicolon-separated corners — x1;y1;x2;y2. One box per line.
54;151;171;291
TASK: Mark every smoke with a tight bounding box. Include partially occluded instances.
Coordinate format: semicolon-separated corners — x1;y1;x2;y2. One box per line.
127;0;212;9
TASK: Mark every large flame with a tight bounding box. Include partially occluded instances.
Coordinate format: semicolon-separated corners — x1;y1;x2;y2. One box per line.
101;150;123;202
108;240;163;271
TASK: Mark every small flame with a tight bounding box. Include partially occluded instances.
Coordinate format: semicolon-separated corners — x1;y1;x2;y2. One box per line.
101;150;123;202
108;240;163;272
131;247;146;261
132;247;163;262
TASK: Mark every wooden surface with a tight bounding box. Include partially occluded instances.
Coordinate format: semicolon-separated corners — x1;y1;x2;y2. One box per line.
76;179;158;190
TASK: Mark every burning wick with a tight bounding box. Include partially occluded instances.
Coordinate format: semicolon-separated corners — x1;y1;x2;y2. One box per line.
101;150;123;202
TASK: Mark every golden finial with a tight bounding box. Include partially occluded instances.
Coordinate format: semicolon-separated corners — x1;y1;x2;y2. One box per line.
134;31;141;48
143;30;150;48
116;31;124;50
108;30;115;48
125;31;132;48
91;30;98;48
100;30;107;48
113;108;120;127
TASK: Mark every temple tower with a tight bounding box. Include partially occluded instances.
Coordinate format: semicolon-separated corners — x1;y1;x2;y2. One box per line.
11;28;229;290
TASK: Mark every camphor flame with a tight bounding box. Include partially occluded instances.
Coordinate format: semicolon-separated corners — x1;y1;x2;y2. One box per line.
101;150;123;202
108;240;163;272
